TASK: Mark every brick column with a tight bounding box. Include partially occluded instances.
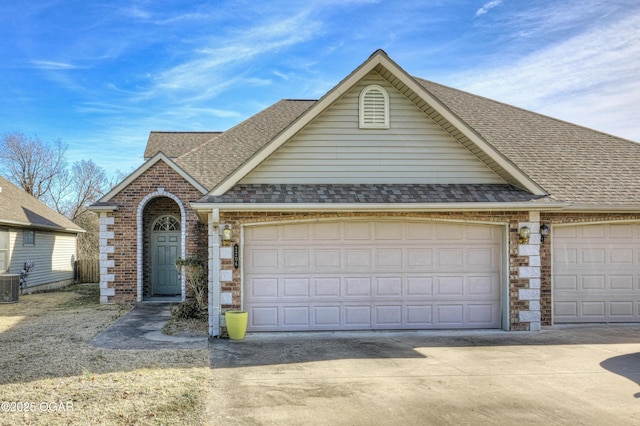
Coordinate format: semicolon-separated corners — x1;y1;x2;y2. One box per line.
99;213;115;304
517;211;542;331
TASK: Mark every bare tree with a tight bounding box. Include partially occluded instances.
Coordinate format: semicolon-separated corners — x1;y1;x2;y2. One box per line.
0;132;67;200
52;159;109;220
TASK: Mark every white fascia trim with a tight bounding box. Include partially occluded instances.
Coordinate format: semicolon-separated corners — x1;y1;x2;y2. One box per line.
557;204;640;212
192;202;569;213
99;152;208;202
87;205;118;212
210;55;386;196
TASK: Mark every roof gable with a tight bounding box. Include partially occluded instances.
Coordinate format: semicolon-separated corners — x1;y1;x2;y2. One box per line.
0;176;83;233
210;50;545;196
240;71;506;186
98;152;208;204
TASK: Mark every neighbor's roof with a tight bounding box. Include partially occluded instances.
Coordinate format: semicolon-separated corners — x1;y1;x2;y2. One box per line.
0;176;84;233
144;131;222;159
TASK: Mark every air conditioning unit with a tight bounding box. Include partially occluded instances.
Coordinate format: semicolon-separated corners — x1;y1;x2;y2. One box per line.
0;274;20;303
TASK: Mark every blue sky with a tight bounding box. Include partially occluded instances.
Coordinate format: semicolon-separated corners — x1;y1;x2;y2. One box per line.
1;0;639;176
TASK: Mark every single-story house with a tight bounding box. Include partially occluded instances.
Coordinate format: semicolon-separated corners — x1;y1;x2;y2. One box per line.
0;175;83;293
90;50;640;336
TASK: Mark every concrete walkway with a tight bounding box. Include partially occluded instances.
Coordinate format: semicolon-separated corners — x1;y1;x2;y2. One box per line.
92;303;207;350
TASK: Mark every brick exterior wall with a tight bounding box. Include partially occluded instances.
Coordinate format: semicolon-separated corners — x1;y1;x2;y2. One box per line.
100;161;207;304
100;167;640;331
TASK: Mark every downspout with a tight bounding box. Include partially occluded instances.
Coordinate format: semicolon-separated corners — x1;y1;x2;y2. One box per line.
208;209;221;337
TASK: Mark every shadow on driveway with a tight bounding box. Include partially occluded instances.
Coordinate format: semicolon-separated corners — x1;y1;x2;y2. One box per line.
600;352;640;398
210;325;640;369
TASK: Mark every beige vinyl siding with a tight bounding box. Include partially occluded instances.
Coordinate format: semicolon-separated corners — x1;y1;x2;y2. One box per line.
7;228;76;288
241;72;505;185
373;65;524;190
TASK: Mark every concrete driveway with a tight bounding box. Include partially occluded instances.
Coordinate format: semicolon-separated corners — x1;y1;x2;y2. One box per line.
208;326;640;425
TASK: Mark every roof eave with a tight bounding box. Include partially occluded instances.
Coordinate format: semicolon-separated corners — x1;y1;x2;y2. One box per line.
192;201;568;213
86;205;119;213
558;204;640;212
0;219;84;233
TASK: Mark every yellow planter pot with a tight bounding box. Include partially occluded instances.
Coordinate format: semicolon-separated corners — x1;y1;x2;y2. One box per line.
225;310;248;340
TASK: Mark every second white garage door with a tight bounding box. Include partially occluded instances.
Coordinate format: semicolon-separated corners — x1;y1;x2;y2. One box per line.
244;220;502;331
553;223;640;323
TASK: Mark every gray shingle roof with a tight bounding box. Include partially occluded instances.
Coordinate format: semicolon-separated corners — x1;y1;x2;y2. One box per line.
200;184;548;204
174;100;316;190
137;51;640;208
414;78;640;205
0;176;84;232
144;131;221;159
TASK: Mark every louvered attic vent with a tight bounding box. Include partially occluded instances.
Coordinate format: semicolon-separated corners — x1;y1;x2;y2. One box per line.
359;84;389;129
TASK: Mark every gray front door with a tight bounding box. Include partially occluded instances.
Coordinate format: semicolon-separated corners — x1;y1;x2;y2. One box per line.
151;216;181;296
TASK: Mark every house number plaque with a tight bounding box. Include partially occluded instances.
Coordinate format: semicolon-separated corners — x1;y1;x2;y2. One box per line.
233;243;239;269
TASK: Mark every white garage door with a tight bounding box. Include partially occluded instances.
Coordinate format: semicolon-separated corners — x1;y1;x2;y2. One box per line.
244;220;502;331
553;223;640;323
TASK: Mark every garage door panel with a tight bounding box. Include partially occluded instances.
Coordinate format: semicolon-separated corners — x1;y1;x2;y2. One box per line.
554;223;640;323
375;305;403;325
375;222;403;240
314;278;341;297
407;248;432;268
282;278;310;297
283;250;309;268
345;249;371;268
314;306;341;326
468;304;498;325
406;305;433;325
283;306;310;326
250;307;279;328
610;248;634;264
610;302;634;318
249;278;278;298
345;278;372;297
345;305;372;326
468;276;498;296
610;276;633;290
245;221;502;331
376;277;402;296
345;222;371;240
436;276;464;296
406;277;433;296
313;222;341;240
315;249;341;267
375;249;402;268
436;305;464;325
250;249;278;270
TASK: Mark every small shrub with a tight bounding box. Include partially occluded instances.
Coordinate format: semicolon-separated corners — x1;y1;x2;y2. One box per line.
171;300;207;321
174;257;207;311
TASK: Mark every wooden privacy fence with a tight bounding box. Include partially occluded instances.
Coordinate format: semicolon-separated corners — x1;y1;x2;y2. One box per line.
76;258;100;283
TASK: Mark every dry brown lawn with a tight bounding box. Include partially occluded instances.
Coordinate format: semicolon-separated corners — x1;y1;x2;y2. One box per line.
0;284;211;425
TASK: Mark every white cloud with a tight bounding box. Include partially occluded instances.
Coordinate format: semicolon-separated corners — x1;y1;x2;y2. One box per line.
30;60;79;70
475;0;503;17
451;9;640;141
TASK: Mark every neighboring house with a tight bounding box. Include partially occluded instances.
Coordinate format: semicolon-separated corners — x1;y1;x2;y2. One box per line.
0;175;83;292
90;50;640;336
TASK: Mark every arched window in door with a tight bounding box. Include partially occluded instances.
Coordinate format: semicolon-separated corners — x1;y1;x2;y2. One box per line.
152;215;181;231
